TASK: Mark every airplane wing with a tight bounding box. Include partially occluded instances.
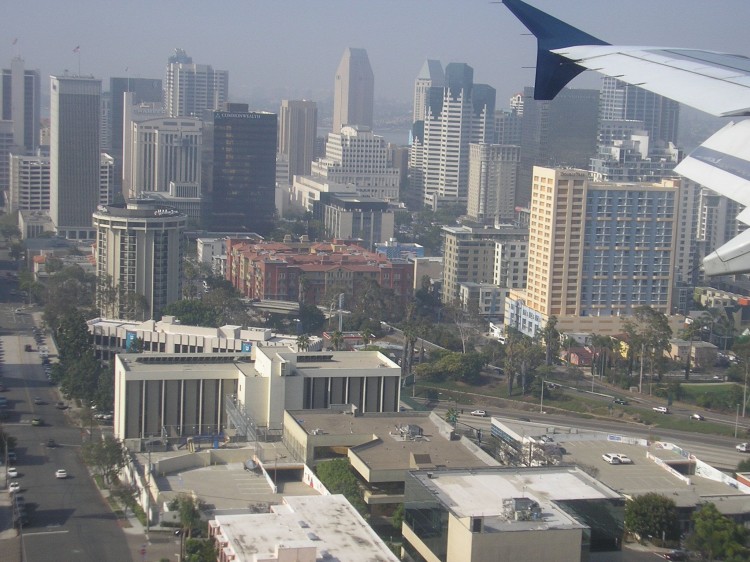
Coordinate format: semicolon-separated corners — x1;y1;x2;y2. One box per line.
503;0;750;276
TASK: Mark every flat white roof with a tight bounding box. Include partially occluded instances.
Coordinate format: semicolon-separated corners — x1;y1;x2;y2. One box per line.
212;494;399;561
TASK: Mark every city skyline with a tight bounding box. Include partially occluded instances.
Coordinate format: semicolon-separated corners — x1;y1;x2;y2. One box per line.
3;0;748;113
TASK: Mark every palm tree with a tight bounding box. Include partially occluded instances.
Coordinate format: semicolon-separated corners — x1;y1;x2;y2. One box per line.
361;328;374;347
330;330;344;351
296;333;311;352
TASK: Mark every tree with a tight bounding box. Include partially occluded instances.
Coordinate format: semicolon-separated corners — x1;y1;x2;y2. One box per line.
622;306;672;382
184;537;217;562
329;330;344;351
298;303;325;333
445;407;458;427
81;436;129;488
162;299;220;327
688;502;749;561
315;459;367;515
296;333;311;352
624;493;679;543
391;503;404;531
541;316;560;366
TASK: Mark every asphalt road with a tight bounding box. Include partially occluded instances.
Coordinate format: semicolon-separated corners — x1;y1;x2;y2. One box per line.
0;255;132;561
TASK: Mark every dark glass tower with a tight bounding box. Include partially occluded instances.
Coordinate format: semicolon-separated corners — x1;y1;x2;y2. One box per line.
207;104;277;234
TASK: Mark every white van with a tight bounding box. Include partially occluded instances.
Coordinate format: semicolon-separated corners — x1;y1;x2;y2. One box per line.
652;406;669;414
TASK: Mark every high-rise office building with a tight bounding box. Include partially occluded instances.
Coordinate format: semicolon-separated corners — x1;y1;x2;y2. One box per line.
517;87;599;207
277;99;317;185
420;63;495;209
1;57;41;152
122;92;167;198
165;49;228;118
600;76;679;145
94;200;185;321
467;143;520;224
311;125;400;201
8;152;49;212
506;167;678;337
206;104;277;234
109;77;163;199
50;75;101;239
100;91;112;152
333;48;373;133
129;117;202;195
413;60;444;123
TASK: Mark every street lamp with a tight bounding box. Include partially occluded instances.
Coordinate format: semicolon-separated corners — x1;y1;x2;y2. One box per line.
735;404;741;439
540;378;545;414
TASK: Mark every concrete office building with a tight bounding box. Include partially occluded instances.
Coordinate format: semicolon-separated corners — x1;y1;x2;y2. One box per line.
100;91;112;152
505;167;679;338
319;194;394;250
402;466;623;562
99;153;115;205
311;125;400;202
1;56;41;152
205;105;276;234
109;77;163;198
413;59;444;123
517;87;599;207
93;199;185;321
420;63;495;209
165;49;227;118
466;143;520;224
113;347;401;440
277;99;317;185
129;116;202;195
50;75;101;240
332;48;373;133
441;225;527;305
122;93;167;198
8;152;49;212
0;121;13;198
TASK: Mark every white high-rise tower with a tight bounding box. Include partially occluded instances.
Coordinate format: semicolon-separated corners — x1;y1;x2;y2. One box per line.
332;48;373;133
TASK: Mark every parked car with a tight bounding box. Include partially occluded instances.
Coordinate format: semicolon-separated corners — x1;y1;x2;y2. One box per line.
8;481;20;493
30;417;43;426
691;413;705;421
602;453;622;464
55;402;67;410
33;397;44;405
7;467;18;478
46;438;56;448
737;443;750;452
470;410;487;417
55;469;67;479
614;454;633;464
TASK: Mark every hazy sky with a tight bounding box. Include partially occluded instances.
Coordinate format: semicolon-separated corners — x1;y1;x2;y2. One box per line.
3;0;749;111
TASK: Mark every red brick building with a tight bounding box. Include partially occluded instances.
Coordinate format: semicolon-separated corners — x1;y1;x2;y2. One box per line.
225;239;414;306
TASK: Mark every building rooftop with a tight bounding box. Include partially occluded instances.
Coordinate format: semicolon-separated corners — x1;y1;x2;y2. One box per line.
411;466;616;532
272;349;400;372
211;495;399;562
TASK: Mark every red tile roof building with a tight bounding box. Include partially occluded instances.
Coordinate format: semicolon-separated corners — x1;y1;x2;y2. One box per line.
225;239;414;306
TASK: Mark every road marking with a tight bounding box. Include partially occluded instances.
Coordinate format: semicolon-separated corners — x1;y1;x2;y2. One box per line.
24;529;70;537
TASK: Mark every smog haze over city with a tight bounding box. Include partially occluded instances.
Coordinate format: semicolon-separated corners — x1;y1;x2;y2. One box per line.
3;0;749;112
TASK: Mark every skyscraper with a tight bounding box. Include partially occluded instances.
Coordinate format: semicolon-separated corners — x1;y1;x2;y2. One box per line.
517;87;599;207
278;99;317;185
165;49;228;118
506;167;678;337
109;77;163;198
466;143;520;224
420;63;495;209
332;48;373;133
599;77;679;146
94;200;185;320
1;57;41;152
413;60;444;123
206;104;277;234
50;75;101;239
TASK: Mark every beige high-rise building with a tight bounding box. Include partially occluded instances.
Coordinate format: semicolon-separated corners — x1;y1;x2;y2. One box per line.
94;199;185;321
506;167;679;337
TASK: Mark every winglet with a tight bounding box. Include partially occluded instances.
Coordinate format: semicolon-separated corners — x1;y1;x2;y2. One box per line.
502;0;609;100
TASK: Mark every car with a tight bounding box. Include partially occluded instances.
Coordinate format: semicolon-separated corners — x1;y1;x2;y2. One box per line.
652;406;669;414
662;550;689;561
8;481;20;493
713;375;722;381
612;398;629;405
55;401;67;410
7;451;16;462
602;453;621;464
518;417;531;422
23;344;32;352
33;397;43;405
30;417;43;426
691;413;705;421
614;454;633;464
470;410;487;417
737;443;750;452
46;438;56;448
7;467;18;478
55;469;67;479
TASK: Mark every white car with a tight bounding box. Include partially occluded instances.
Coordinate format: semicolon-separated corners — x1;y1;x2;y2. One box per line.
8;481;20;493
470;410;487;417
7;467;18;478
55;469;67;479
602;453;632;465
737;443;750;453
614;454;633;465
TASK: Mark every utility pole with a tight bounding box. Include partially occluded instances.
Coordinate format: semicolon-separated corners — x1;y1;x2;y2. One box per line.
540;378;545;414
639;342;645;394
735;404;741;439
